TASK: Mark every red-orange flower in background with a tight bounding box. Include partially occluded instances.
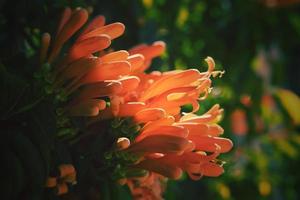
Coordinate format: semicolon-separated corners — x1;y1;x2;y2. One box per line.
262;0;300;7
40;7;233;199
230;109;249;136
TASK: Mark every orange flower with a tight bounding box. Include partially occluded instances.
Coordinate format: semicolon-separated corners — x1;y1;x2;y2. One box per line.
124;104;232;181
129;41;166;74
84;51;232;185
40;7;137;117
90;57;220;120
41;7;233;199
54;25;166;118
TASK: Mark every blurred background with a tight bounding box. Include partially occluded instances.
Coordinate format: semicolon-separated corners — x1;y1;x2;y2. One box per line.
1;0;300;199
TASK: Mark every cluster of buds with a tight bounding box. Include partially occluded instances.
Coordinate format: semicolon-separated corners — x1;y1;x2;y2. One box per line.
45;164;76;196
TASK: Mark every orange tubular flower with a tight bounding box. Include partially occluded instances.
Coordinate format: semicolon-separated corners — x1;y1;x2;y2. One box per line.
40;7;135;117
41;7;233;199
88;55;231;187
128;41;166;74
124;104;232;181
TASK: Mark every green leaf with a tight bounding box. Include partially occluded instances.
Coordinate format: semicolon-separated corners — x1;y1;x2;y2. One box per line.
275;88;300;125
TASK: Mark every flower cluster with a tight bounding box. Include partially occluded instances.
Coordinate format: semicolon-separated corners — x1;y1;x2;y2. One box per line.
40;7;233;199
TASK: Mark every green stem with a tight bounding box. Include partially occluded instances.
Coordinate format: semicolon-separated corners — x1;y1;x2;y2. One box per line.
5;95;45;118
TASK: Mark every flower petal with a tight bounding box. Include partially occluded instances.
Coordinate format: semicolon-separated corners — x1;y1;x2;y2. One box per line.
189;136;233;153
118;102;146;117
55;56;100;89
129;41;165;60
49;8;88;62
118;76;140;94
175;122;223;137
80;15;106;36
80;61;131;84
78;22;125;41
68;35;111;61
180;104;223;124
199;162;224;177
134;108;166;124
136;125;188;142
141;116;175;133
73;81;122;102
68;99;106;116
127;135;190;155
100;50;129;62
56;7;72;37
140;69;201;101
134;158;182;180
40;33;51;63
127;54;145;73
